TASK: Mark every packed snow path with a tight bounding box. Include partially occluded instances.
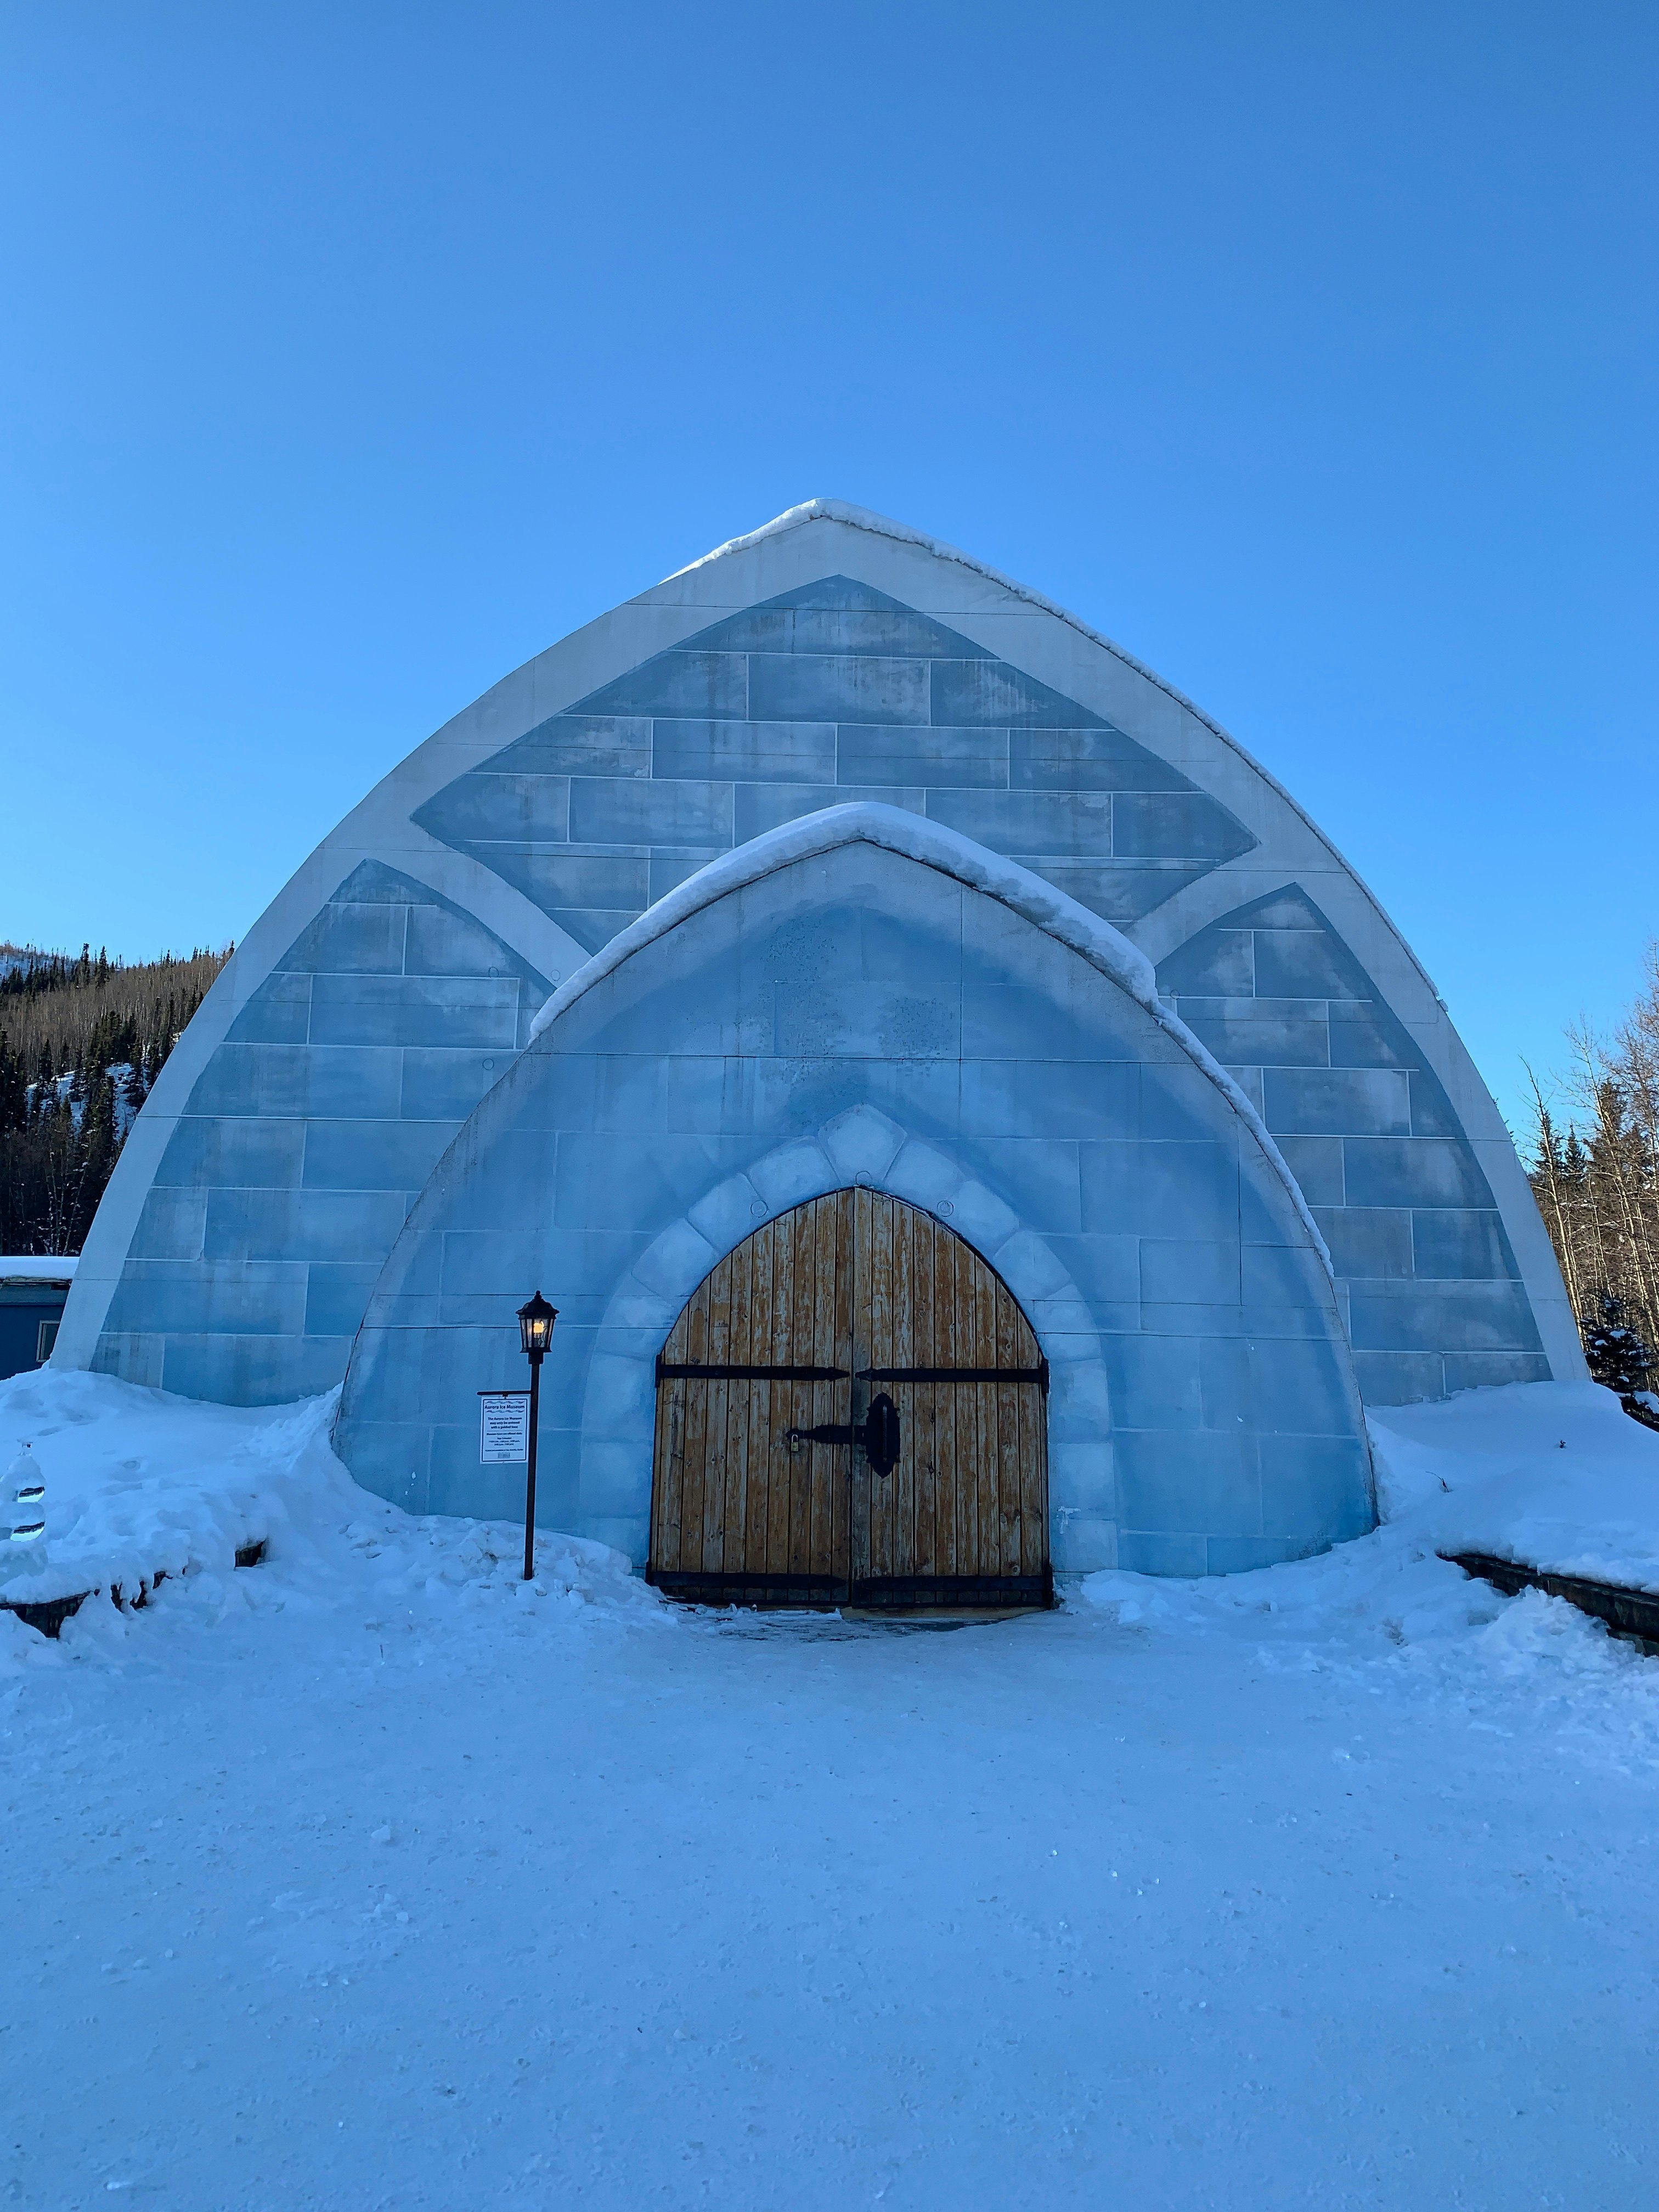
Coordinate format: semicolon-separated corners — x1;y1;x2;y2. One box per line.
5;1488;1659;2210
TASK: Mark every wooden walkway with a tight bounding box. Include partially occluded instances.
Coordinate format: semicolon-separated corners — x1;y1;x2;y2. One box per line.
1444;1551;1659;1655
1;1538;268;1638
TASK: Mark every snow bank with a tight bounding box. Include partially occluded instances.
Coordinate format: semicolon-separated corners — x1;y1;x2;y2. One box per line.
1081;1380;1659;1672
0;1369;336;1606
0;1368;652;1629
8;1363;1656;1688
1367;1379;1659;1592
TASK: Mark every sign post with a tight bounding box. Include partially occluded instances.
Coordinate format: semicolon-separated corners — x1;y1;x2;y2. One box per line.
514;1293;558;1582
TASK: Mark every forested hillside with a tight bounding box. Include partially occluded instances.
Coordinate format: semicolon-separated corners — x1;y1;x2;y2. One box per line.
0;943;230;1254
1528;946;1659;1417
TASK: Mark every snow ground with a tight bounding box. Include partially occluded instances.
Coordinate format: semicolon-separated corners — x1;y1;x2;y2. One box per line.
3;1376;1658;2210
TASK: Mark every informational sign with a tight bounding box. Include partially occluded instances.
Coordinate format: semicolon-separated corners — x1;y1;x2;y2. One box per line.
478;1391;531;1465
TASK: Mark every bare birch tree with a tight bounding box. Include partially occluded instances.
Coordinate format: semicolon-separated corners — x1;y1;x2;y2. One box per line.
1528;949;1659;1387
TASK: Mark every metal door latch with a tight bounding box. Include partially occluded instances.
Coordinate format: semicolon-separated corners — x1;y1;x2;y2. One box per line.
785;1392;901;1477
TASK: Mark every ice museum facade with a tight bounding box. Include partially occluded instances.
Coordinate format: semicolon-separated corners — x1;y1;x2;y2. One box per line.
53;503;1582;1600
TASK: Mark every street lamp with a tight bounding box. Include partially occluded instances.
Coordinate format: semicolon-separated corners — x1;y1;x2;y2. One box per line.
516;1291;558;1581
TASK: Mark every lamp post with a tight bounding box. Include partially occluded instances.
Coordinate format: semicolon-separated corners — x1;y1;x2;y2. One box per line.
516;1291;558;1581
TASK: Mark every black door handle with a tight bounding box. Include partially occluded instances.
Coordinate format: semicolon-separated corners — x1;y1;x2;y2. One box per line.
862;1392;900;1477
786;1392;902;1477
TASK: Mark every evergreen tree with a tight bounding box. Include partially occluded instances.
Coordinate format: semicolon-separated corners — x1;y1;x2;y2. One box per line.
74;1071;119;1245
0;1027;24;1132
1581;1293;1658;1426
1529;965;1659;1430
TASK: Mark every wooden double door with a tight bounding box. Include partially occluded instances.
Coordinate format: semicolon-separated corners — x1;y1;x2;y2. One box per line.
647;1189;1051;1611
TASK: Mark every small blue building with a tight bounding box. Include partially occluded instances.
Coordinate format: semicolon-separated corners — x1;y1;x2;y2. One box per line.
52;504;1581;1602
1;1260;75;1381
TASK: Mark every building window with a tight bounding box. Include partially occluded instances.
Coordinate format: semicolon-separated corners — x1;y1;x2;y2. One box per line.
36;1319;59;1363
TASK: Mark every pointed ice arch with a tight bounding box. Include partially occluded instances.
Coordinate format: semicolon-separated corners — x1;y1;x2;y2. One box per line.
410;573;1257;952
336;808;1377;1577
54;500;1582;1550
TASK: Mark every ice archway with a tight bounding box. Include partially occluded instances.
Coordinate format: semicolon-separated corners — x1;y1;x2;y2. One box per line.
336;806;1375;1576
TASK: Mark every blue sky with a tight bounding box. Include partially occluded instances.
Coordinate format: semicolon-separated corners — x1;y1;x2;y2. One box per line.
3;2;1653;1136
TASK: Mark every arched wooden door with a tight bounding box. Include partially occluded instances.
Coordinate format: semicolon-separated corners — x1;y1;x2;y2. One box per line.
648;1189;1051;1611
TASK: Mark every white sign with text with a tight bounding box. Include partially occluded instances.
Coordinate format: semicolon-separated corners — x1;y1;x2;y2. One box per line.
478;1391;531;1465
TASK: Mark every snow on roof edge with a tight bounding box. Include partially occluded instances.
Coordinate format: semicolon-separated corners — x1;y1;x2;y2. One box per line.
667;500;1198;709
665;499;1293;811
0;1255;77;1282
525;803;1333;1278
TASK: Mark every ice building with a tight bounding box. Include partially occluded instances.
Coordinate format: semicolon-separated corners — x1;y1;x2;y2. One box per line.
53;503;1582;1602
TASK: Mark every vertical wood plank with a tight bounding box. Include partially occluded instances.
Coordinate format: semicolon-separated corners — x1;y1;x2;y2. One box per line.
743;1226;765;1576
1018;1321;1036;1581
889;1195;917;1584
765;1215;786;1585
802;1194;828;1581
702;1248;732;1573
729;1227;759;1578
765;1217;789;1576
974;1250;995;1579
936;1222;961;1582
972;1254;997;1582
994;1285;1020;1578
913;1212;939;1579
959;1239;984;1581
965;1235;985;1581
741;1220;771;1576
832;1187;855;1588
678;1277;709;1580
866;1191;894;1585
971;1243;990;1579
780;1204;807;1581
847;1188;867;1591
933;1213;953;1583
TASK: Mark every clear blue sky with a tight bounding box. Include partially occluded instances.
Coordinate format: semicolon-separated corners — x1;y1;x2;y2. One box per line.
3;2;1653;1138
